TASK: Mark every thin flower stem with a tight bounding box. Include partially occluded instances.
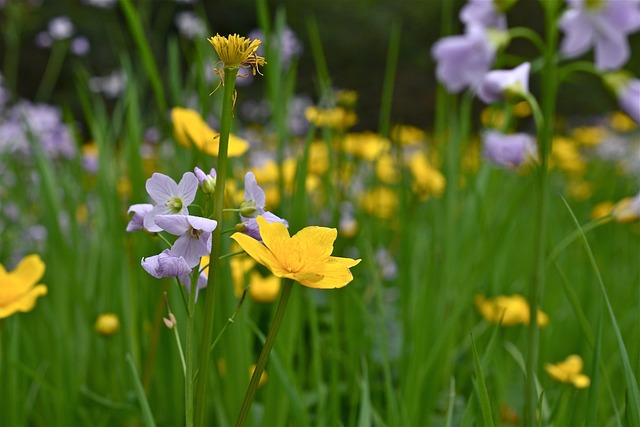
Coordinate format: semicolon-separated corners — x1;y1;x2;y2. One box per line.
508;27;546;54
547;215;613;263
209;287;248;352
193;66;239;426
185;269;198;427
35;41;69;102
236;279;294;427
218;250;245;261
558;61;601;83
156;233;173;249
164;293;187;377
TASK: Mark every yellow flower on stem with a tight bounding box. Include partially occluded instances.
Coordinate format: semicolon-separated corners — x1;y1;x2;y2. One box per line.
545;355;591;388
0;254;47;319
475;294;549;327
231;216;360;289
208;33;266;74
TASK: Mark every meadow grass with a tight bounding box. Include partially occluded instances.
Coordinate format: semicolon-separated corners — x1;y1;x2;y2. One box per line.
1;1;639;427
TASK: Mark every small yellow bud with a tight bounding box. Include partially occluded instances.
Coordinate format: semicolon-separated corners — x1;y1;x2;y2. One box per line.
95;313;120;337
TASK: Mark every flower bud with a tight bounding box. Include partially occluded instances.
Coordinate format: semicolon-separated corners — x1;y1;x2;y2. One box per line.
239;200;259;217
194;167;217;194
95;313;120;337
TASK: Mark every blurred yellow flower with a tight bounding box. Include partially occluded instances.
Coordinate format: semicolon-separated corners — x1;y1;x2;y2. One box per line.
95;313;120;336
590;200;614;220
571;126;606;147
248;272;281;303
335;90;358;109
208;33;266;73
307;141;330;176
342;132;390;161
376;153;400;184
407;152;446;199
230;255;256;298
231;216;360;289
171;107;249;157
305;106;357;131
249;364;268;388
481;107;507;129
0;254;47;319
609;111;637;132
475;294;549;327
567;180;592;201
551;137;586;175
360;187;399;220
611;194;640;223
545;355;590;388
390;124;426;146
513;101;532;118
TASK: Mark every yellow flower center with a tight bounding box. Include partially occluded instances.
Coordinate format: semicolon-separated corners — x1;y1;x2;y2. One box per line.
208;33;266;73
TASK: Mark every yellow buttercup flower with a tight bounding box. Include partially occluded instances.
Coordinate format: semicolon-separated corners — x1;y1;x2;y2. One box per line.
407;151;446;199
95;313;120;336
475;294;549;327
545;355;590;388
230;255;256;298
171;107;249;157
342;132;390;161
390;124;426;146
571;126;606;147
359;186;399;220
590;200;614;220
0;254;47;319
231;216;360;289
551;137;586;175
208;33;266;73
248;272;281;303
305;106;357;131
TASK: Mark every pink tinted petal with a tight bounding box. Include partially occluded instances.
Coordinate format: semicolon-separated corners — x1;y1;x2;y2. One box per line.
126;203;153;232
155;214;190;236
559;9;594;58
146;173;177;204
177;172;198;205
602;0;640;33
186;215;218;233
141;250;191;278
171;234;209;267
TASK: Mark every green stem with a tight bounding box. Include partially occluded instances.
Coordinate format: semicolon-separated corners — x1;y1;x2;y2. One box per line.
209;287;248;352
35;41;69;102
508;27;546;54
193;66;238;426
558;61;601;83
236;279;294;427
185;269;198;427
525;2;559;425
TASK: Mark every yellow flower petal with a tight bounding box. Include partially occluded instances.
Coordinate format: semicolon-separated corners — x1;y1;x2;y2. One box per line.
11;254;45;287
255;216;291;263
230;232;282;275
0;284;48;319
572;374;591;389
297;259;354;289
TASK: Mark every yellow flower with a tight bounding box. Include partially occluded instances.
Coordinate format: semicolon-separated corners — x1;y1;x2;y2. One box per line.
545;355;591;388
359;187;399;220
407;152;446;199
390;124;426;146
513;101;532;118
567;180;592;201
611;194;640;223
230;255;256;298
551;137;586;175
376;153;400;184
590;201;614;220
305;106;357;131
95;313;120;336
231;216;360;289
171;107;249;157
208;33;266;73
248;272;281;303
571;126;606;147
307;141;330;176
609;111;637;132
0;254;47;319
475;294;549;327
342;132;390;161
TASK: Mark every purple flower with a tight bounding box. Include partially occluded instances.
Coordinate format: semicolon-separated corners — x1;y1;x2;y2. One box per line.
477;62;530;103
460;0;507;30
179;272;208;302
482;130;538;169
239;172;288;240
194;166;217;194
154;215;217;268
142;249;192;278
48;16;75;40
559;0;640;70
618;78;640;124
126;203;153;232
143;172;198;232
71;36;90;56
432;26;499;93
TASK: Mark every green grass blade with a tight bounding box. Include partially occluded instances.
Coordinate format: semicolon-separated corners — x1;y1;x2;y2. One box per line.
470;334;495;427
378;19;401;138
444;377;456;427
357;358;372;427
559;197;640;425
125;353;156;427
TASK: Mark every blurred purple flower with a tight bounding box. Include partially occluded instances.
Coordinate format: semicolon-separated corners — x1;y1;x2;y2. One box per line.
248;26;303;70
89;70;127;99
175;11;207;40
82;0;117;7
477;62;530;103
482;130;538;169
142;249;192;278
431;26;499;93
559;0;640;70
239;172;288;240
154;215;217;268
144;172;198;232
126;203;153;232
48;16;75;40
71;36;90;56
35;31;53;48
460;0;507;30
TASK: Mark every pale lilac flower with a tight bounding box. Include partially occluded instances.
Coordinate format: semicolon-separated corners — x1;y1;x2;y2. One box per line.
477;62;531;103
144;172;198;232
126;203;153;232
247;26;303;70
82;0;117;7
48;17;75;40
35;31;53;48
559;0;640;70
179;272;208;302
142;249;192;278
482;130;538;169
175;11;207;40
154;215;217;268
71;37;90;56
432;25;499;93
618;79;640;124
460;0;507;30
89;70;127;98
239;172;288;240
194;166;216;194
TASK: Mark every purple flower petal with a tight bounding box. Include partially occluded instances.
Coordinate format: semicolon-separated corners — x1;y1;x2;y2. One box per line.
143;204;174;233
145;173;178;204
171;232;211;267
482;130;538;169
244;172;266;209
620;79;640;124
126;203;153;232
186;215;218;233
155;214;191;236
177;172;198;206
141;249;192;278
179;272;208;302
477;62;530;104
